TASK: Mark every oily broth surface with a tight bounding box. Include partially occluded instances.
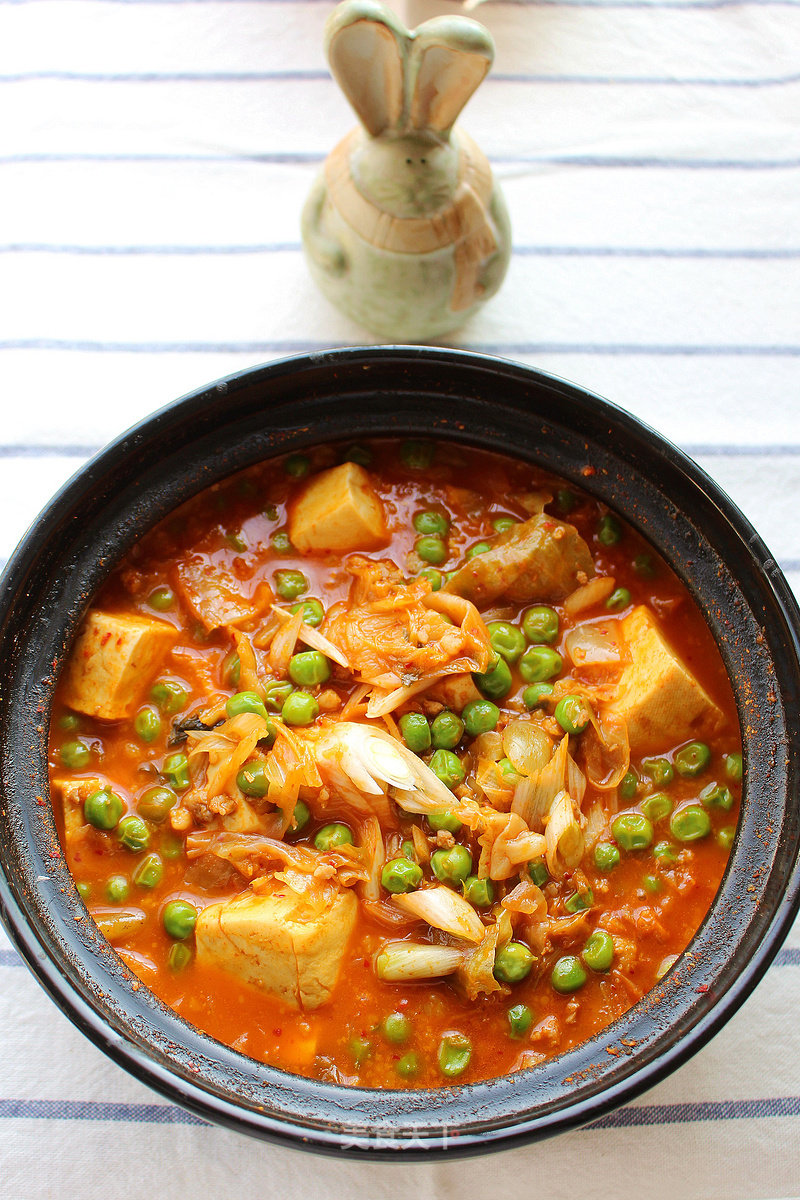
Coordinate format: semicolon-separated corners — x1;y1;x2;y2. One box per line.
50;439;741;1088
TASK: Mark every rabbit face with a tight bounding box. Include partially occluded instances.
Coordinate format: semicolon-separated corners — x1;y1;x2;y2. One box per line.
351;133;459;219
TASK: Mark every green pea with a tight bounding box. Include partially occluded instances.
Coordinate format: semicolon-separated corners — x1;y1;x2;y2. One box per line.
492;761;515;789
418;567;443;591
507;1003;533;1039
430;710;464;750
428;809;462;834
236;759;269;798
263;680;293;711
402;840;416;860
337;443;371;468
285;453;310;478
61;739;90;769
594;842;620;872
84;788;123;831
429;748;466;791
382;1012;411;1044
466;542;491;559
286;800;310;834
522;682;554;711
134;707;162;744
396;1051;421;1079
598;514;622;546
168;943;192;972
611;812;653;851
415;535;447;565
461;699;500;737
438;1032;471;1077
227;692;269;725
522;605;559;645
262;503;278;521
137;785;177;823
76;881;92;900
225;530;247;553
554;695;592;735
473;656;513;700
274;569;308;601
381;858;422;894
619;769;639;800
148;585;175;611
642;873;661;894
58;712;80;732
431;845;472;885
413;510;449;537
642;757;674;788
271;529;293;555
674;741;711;778
653;840;679;862
699;781;734;811
519;645;562;684
151;680;188;715
724;752;743;782
641;791;673;823
118;814;150;852
565;887;593;914
582;930;614;972
494;942;534;983
281;691;319;726
133;852;163;889
314;823;353;851
399;712;431;753
492;516;518;533
105;875;129;904
163;753;190;792
606;587;631;612
528;859;549;887
717;825;736;851
633;553;656;579
670;804;711;843
463;875;494;908
162;899;198;940
487;621;526;664
349;1036;372;1067
400;441;434;470
289;650;332;687
551;955;587;994
556;488;577;514
225;652;241;688
160;834;184;861
290;598;325;627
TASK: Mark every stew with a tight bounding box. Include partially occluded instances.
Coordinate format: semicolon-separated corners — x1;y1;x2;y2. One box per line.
50;439;741;1088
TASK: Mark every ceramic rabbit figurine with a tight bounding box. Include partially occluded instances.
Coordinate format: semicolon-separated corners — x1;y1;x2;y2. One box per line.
302;0;511;341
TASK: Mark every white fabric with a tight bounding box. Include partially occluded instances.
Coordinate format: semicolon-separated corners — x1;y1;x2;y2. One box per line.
0;0;798;1195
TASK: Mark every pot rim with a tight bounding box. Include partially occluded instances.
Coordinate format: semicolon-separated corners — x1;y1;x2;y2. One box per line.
1;345;799;1159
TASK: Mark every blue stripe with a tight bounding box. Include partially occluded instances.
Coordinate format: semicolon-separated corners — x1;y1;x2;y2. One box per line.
2;242;798;261
0;1094;797;1129
3;68;799;87
5;339;800;357
2;152;800;170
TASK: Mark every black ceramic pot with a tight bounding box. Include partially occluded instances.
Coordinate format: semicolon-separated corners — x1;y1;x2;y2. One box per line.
1;347;799;1157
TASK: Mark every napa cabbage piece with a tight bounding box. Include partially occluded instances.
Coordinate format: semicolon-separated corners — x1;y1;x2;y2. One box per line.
444;513;595;609
322;557;491;698
174;554;273;631
374;942;463;981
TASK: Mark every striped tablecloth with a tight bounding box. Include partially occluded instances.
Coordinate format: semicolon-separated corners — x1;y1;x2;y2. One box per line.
1;0;798;1195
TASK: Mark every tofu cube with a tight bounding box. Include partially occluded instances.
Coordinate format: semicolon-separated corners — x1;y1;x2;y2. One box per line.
610;605;724;754
52;775;106;842
62;610;178;720
195;880;357;1009
289;462;387;554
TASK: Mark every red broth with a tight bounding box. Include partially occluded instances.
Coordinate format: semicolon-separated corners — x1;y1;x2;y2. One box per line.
50;440;741;1088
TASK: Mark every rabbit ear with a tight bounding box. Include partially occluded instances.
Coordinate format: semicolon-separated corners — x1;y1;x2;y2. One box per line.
325;1;408;138
408;17;494;135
